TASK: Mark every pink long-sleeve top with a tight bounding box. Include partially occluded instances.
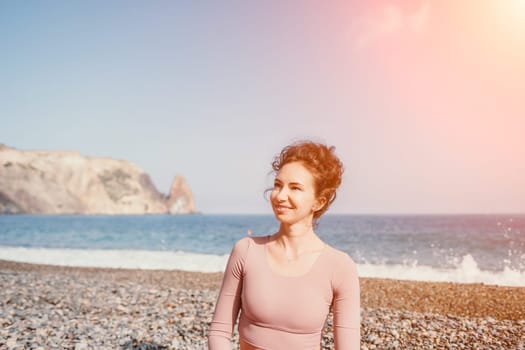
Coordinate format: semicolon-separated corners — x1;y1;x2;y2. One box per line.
208;236;360;350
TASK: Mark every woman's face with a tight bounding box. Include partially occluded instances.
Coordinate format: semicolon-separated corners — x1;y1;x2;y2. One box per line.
270;161;322;226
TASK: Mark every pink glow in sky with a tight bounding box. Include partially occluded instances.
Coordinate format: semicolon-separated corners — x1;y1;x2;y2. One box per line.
339;0;525;213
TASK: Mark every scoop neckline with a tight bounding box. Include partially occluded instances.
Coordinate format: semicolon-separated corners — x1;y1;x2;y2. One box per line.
263;235;327;278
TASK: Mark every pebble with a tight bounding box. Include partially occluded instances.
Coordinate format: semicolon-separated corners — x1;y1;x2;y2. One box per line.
1;269;524;349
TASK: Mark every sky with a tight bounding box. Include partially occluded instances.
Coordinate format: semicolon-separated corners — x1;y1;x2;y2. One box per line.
1;0;524;215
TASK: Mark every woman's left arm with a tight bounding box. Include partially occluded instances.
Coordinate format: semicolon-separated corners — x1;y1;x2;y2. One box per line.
332;254;360;350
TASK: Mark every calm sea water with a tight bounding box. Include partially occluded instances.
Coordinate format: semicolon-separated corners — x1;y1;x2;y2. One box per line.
1;214;524;286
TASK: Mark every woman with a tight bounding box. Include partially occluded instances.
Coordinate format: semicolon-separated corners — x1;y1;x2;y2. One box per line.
208;140;360;350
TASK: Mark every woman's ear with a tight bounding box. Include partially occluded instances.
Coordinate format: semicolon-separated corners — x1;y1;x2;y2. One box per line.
313;197;327;212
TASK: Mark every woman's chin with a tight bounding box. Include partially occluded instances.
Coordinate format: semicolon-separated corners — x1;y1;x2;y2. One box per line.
273;212;290;223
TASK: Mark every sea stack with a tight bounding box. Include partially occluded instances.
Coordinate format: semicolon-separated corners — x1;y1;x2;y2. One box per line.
166;175;197;214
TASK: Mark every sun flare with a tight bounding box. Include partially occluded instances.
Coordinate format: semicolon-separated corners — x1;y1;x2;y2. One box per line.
502;0;525;31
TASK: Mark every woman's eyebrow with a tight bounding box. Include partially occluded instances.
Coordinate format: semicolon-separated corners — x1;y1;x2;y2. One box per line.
274;178;304;187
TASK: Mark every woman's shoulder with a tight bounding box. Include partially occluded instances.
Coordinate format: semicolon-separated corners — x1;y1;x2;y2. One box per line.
228;235;267;272
323;244;358;271
231;235;267;253
322;245;359;290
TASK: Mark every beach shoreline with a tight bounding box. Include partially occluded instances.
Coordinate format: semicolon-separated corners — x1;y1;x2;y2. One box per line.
1;259;524;349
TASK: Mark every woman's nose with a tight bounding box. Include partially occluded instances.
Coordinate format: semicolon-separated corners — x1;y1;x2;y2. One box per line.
276;187;288;201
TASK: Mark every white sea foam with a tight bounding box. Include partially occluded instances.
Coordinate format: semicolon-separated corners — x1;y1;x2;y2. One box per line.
0;246;229;273
1;247;524;287
357;254;525;287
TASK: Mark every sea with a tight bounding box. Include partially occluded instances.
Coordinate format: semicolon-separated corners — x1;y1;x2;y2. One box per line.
0;214;524;287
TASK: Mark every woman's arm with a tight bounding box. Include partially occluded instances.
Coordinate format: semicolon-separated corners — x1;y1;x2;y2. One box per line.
208;238;251;349
332;254;360;350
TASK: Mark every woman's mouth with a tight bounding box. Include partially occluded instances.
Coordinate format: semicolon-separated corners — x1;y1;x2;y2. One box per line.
274;204;293;212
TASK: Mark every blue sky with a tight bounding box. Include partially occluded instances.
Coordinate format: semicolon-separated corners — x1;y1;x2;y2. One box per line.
1;1;524;214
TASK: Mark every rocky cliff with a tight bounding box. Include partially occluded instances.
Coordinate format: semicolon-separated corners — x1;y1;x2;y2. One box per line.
0;145;197;215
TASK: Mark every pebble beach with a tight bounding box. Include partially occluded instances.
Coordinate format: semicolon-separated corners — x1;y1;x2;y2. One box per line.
1;259;524;350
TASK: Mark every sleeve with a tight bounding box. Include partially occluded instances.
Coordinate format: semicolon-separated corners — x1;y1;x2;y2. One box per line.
208;237;251;350
332;253;360;350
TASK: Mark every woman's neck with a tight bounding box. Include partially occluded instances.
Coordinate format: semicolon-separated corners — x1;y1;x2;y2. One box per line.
275;222;321;254
278;221;314;237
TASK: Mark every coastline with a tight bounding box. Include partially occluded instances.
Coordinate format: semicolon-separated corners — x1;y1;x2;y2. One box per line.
1;259;524;349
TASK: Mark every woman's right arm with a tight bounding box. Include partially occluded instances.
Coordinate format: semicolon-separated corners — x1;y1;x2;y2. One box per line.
208;237;250;350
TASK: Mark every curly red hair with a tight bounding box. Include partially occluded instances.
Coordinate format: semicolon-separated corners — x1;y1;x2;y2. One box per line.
271;140;344;220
